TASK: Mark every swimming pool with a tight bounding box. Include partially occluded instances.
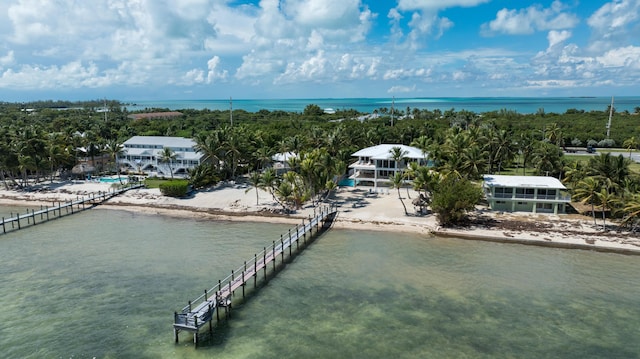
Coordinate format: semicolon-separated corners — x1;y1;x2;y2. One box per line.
99;176;128;183
338;178;355;187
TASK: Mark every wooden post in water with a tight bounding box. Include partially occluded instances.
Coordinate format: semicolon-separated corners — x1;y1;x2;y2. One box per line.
174;313;179;343
272;241;276;271
16;213;20;229
46;206;49;221
2;217;5;234
242;268;246;299
253;254;257;288
31;209;36;225
281;236;285;264
217;280;222;321
263;247;267;281
230;270;234;297
208;303;213;333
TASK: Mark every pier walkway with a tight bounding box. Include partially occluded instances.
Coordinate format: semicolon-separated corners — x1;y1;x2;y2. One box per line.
0;183;144;235
173;204;337;346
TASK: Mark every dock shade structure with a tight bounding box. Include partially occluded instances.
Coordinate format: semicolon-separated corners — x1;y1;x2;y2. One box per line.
483;175;571;214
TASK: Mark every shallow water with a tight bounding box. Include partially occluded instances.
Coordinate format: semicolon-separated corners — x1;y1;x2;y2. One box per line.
0;207;639;358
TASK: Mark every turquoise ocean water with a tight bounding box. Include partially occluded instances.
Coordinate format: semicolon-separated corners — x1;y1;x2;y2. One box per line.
124;97;640;114
0;205;639;358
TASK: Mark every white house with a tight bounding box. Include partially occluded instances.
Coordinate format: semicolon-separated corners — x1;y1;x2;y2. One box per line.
349;144;429;188
271;152;297;174
483;175;571;214
118;136;204;176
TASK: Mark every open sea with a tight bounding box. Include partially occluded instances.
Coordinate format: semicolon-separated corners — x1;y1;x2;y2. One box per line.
123;97;640;114
0;205;639;358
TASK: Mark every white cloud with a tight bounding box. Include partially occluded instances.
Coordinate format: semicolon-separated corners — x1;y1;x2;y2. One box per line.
0;51;14;67
482;1;578;35
587;0;640;53
397;0;490;11
597;46;640;69
388;84;416;93
548;30;572;48
207;56;228;83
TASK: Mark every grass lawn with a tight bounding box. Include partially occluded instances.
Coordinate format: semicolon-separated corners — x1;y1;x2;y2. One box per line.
144;178;188;189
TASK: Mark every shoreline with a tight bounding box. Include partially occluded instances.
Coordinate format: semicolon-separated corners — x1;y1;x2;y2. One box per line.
1;180;639;255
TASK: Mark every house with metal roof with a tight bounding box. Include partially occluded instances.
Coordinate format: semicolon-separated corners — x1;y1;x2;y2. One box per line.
118;136;204;176
349;144;429;188
482;175;571;214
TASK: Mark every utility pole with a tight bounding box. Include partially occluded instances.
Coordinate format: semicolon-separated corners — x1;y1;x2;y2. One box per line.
391;96;395;127
230;96;233;127
606;96;614;139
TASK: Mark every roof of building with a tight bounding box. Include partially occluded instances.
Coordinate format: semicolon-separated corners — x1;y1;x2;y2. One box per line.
127;112;183;120
483;175;567;190
272;152;297;162
351;144;425;159
123;136;196;149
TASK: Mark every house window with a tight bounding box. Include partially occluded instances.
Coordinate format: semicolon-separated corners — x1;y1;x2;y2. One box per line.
516;188;535;198
494;187;513;198
536;203;553;210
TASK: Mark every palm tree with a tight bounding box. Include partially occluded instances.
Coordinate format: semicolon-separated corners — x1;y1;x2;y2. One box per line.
104;139;124;183
245;171;263;205
596;187;617;231
620;193;640;229
623;136;639;158
517;131;536;175
159;147;177;179
389;146;409;198
390;171;408;215
573;177;601;227
531;142;563;177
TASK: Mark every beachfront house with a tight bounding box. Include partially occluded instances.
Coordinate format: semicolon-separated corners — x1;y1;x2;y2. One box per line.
271;152;297;174
483;175;571;214
348;144;428;188
118;136;204;177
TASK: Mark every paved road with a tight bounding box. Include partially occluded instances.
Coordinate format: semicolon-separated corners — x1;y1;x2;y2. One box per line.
563;150;640;163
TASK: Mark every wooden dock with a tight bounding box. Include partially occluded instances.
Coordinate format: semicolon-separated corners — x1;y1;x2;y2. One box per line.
0;182;144;235
173;204;338;346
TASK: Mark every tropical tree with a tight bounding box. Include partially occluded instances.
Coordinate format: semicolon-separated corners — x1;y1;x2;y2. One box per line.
159;147;177;179
531;142;564;177
430;176;483;227
573;177;601;227
245;171;263;205
596;187;618;231
104;138;124;183
389;146;408;173
620;193;640;229
623;136;639;158
390;171;408;215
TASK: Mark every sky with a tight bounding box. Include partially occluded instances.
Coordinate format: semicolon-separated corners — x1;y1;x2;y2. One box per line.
0;0;639;101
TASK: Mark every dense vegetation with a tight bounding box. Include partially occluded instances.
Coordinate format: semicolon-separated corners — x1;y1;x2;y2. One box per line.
0;100;639;228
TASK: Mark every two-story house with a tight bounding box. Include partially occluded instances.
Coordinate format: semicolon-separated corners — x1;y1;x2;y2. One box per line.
118;136;204;176
483;175;571;214
349;144;428;188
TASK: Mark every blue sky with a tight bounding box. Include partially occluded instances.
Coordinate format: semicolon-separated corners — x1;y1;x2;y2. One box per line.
0;0;639;101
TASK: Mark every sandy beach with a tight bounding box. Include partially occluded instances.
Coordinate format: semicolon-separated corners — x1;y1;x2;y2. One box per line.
1;180;638;254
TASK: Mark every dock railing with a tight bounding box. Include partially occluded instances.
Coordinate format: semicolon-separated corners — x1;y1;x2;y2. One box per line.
173;204;337;344
0;182;144;235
